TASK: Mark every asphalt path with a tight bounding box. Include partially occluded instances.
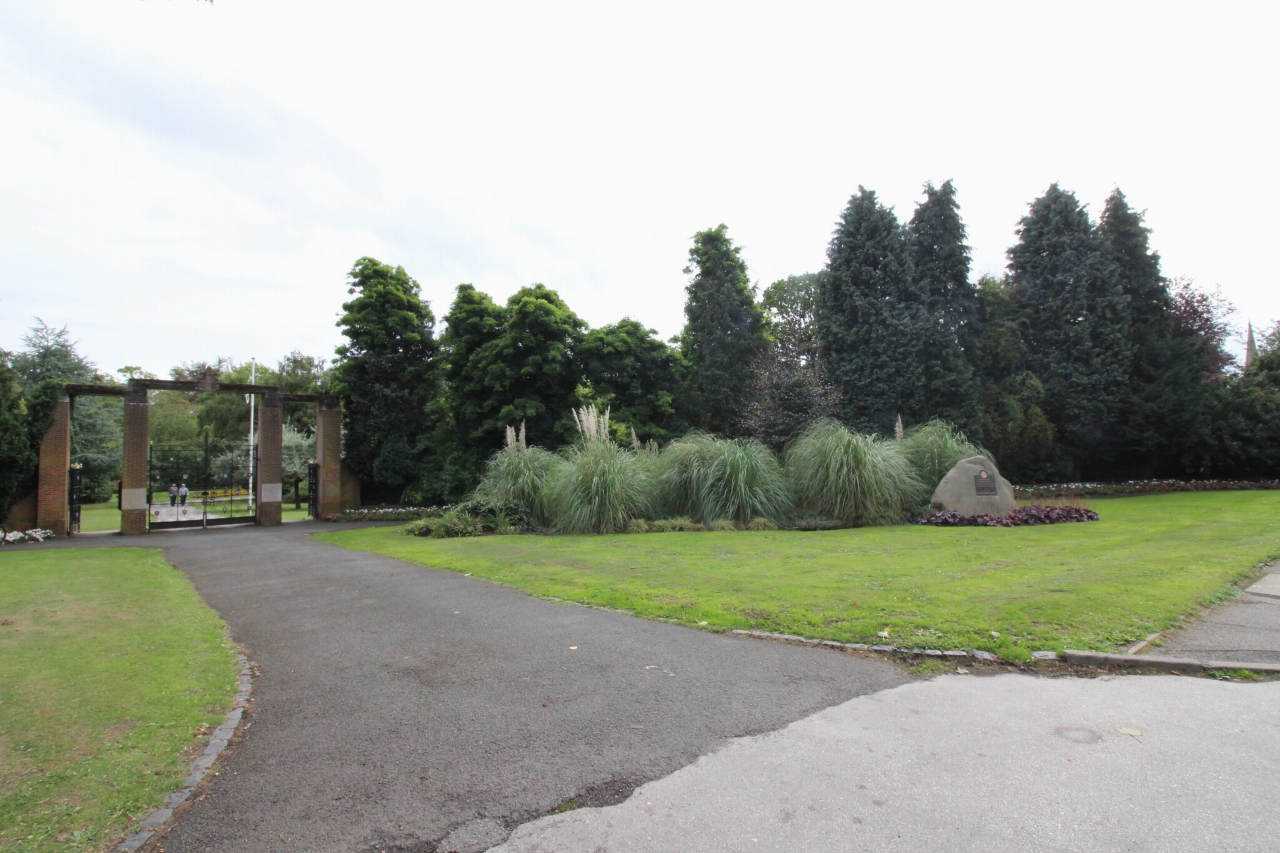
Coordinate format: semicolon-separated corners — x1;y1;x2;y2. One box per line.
58;523;909;852
494;672;1280;853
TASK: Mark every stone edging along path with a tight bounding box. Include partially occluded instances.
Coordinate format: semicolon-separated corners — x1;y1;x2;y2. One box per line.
730;630;1280;675
115;654;254;853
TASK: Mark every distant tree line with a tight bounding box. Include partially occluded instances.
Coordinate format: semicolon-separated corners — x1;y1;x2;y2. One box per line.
334;182;1277;504
3;181;1277;521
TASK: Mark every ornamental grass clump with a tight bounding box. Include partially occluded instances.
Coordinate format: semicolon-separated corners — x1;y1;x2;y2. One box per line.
786;419;923;526
657;433;793;525
899;419;992;495
545;405;655;534
473;422;567;527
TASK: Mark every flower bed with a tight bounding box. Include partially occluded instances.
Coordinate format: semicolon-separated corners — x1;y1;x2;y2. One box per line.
1014;479;1280;499
2;528;56;544
323;507;446;523
912;505;1099;527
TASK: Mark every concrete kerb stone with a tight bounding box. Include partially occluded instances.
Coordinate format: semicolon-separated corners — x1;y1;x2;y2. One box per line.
1064;649;1280;675
115;654;255;853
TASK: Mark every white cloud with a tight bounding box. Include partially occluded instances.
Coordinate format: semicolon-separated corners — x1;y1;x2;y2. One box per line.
1;0;1275;374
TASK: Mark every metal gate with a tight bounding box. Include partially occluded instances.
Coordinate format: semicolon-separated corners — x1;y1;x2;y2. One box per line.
148;439;257;530
307;462;319;518
68;466;82;534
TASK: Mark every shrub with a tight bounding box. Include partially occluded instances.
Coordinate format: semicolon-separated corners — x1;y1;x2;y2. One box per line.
688;522;707;532
786;419;923;526
649;518;676;533
709;519;738;532
402;518;435;537
430;508;484;538
473;424;567;527
670;516;696;531
657;432;793;524
747;517;778;531
625;518;651;534
545;407;655;534
899;419;992;494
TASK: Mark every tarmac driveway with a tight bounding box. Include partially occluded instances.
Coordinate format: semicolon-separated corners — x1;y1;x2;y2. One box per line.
126;523;909;852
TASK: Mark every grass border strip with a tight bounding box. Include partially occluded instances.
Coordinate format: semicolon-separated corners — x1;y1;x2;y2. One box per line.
114;654;254;853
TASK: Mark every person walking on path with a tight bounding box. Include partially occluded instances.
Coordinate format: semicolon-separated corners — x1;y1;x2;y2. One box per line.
169;483;178;507
178;484;189;506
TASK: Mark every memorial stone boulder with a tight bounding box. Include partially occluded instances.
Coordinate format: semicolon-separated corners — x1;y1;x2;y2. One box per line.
930;455;1016;517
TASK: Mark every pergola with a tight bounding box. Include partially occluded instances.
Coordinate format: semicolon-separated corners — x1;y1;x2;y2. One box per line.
31;372;352;536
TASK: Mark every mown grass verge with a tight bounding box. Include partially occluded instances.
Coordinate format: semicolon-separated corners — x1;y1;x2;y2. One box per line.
0;548;239;853
317;491;1280;660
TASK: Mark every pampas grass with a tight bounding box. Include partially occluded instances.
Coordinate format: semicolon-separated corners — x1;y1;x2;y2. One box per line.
473;422;567;527
899;419;992;494
786;419;923;526
547;438;654;534
657;433;794;524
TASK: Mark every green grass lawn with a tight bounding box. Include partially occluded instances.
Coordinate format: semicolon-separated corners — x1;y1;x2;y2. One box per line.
0;548;239;853
317;491;1280;659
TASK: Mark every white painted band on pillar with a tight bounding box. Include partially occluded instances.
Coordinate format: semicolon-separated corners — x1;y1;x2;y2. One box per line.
121;488;148;511
260;483;282;503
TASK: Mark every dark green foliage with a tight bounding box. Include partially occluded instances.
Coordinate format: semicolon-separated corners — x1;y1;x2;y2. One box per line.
680;225;765;434
435;283;586;500
907;181;983;437
276;351;331;434
579;319;683;443
333;257;441;498
1098;191;1211;478
435;284;509;497
819;188;927;433
11;320;122;488
972;276;1060;481
499;285;587;444
1008;184;1132;476
741;275;841;450
0;354;37;521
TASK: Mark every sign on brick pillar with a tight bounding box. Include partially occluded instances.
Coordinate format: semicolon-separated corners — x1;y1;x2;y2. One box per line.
315;396;343;518
120;382;150;535
256;390;283;526
35;395;71;536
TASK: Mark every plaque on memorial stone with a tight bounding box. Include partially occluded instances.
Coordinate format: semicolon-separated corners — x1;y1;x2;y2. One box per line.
973;469;997;496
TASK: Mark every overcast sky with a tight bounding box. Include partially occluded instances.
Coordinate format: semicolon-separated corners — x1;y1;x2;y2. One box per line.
1;1;1275;378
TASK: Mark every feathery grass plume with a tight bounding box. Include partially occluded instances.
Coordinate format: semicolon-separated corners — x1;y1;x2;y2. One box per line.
473;426;567;527
895;414;905;442
630;426;642;451
785;419;923;526
657;432;794;525
899;419;992;496
547;433;655;534
571;404;611;444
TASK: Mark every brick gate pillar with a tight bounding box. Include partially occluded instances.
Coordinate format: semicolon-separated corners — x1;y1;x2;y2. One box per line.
256;390;283;526
35;394;71;536
120;382;150;535
315;396;343;518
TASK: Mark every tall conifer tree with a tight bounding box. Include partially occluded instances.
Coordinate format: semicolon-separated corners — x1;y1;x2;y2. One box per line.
1098;189;1208;476
680;225;764;434
819;187;926;434
333;257;440;498
1008;185;1131;476
907;180;983;437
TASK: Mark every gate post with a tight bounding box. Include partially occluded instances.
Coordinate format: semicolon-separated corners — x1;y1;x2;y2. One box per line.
256;390;283;526
315;396;343;518
120;382;150;535
35;394;71;536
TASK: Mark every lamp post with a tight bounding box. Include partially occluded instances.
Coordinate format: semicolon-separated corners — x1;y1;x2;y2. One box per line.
247;357;256;510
